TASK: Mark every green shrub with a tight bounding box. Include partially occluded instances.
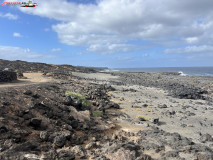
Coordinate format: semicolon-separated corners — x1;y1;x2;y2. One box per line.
92;111;103;117
65;91;90;108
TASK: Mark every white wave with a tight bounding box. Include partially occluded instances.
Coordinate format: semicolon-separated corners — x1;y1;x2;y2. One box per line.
178;71;187;76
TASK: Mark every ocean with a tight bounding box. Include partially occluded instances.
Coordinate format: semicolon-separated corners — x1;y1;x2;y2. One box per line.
112;67;213;77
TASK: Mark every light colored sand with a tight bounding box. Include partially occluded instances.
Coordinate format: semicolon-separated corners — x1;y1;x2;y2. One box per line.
72;72;120;81
110;84;213;145
0;73;53;88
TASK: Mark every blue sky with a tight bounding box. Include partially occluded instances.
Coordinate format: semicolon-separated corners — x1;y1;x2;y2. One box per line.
0;0;213;68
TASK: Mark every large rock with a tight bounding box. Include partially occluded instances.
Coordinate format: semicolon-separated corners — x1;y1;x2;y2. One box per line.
64;96;83;110
0;71;17;82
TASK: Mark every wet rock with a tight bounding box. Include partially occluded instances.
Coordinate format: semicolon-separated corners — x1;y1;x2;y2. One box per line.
54;134;66;148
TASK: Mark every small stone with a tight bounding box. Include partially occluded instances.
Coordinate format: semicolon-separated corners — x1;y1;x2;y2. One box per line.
113;104;120;109
24;90;32;95
58;150;75;160
85;142;96;150
54;134;66;148
29;118;42;128
71;146;86;158
200;134;213;143
67;125;72;131
0;126;8;133
40;131;48;141
151;117;159;124
159;104;167;108
23;154;40;160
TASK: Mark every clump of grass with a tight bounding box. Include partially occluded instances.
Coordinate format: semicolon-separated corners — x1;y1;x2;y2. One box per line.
65;91;90;108
136;115;151;121
92;111;103;117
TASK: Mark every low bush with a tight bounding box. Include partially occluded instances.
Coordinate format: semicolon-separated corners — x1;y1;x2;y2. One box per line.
65;91;90;108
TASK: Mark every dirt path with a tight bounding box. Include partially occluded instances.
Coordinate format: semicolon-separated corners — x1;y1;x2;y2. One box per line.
0;73;54;88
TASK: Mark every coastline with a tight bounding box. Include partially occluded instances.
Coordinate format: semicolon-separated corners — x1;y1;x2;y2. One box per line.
0;68;213;159
72;71;213;159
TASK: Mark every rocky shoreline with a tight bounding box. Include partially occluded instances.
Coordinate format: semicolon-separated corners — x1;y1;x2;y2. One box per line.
0;60;213;160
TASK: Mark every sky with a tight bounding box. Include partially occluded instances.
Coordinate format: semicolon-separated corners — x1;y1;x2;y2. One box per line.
0;0;213;68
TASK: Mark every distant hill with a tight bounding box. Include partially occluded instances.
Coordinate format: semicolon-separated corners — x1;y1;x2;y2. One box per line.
0;59;95;73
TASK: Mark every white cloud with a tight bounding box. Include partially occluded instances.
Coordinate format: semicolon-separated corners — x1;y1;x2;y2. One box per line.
185;37;199;44
13;32;22;37
50;48;62;52
0;45;55;61
18;0;213;55
0;12;18;20
165;45;213;54
86;43;141;54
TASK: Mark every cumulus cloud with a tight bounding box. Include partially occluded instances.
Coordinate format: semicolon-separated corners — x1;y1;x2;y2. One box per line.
86;43;141;54
18;0;213;55
0;45;55;61
0;12;18;20
165;45;213;54
13;32;22;37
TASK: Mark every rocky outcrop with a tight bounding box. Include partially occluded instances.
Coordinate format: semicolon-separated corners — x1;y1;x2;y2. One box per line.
0;71;17;82
0;59;95;73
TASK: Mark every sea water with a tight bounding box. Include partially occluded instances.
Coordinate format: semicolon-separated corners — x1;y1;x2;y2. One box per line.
112;67;213;77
